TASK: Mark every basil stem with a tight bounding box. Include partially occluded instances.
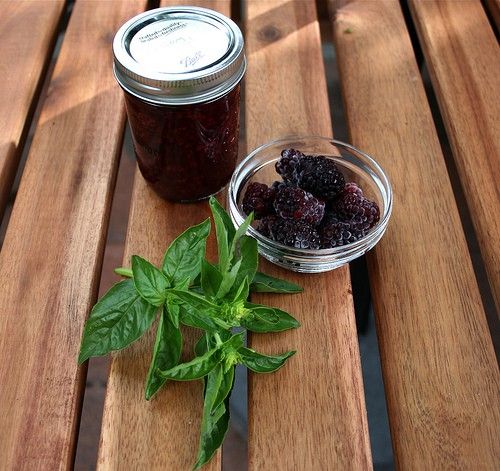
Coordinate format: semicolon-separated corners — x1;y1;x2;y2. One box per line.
114;267;133;278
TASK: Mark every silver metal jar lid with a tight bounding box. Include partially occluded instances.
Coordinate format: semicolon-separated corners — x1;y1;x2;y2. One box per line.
113;6;246;105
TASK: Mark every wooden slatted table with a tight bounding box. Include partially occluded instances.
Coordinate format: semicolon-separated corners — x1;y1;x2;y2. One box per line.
0;0;498;469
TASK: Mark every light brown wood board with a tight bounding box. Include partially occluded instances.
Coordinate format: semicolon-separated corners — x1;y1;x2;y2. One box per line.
245;1;372;469
0;1;147;469
333;0;500;468
0;0;65;218
409;0;500;314
97;2;234;470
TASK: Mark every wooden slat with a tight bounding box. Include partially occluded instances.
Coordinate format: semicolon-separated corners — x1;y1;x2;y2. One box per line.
409;0;500;314
0;1;146;469
97;3;233;470
333;1;500;468
245;1;372;469
0;0;65;218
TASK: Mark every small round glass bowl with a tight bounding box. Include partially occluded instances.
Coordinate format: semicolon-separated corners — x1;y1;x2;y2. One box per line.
228;136;392;273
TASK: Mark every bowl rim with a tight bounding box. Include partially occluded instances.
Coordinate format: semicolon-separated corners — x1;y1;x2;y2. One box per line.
228;135;393;256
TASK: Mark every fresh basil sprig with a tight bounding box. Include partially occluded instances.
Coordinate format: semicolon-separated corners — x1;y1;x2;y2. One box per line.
78;197;302;470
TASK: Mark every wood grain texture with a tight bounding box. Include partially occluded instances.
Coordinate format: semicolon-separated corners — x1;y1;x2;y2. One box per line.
97;3;232;470
0;1;146;469
0;0;65;218
333;1;500;468
245;1;372;469
409;0;500;314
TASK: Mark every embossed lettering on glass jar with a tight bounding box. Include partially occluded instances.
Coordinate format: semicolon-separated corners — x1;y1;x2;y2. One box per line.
113;7;246;202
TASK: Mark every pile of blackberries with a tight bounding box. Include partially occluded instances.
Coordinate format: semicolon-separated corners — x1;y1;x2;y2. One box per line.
242;149;380;249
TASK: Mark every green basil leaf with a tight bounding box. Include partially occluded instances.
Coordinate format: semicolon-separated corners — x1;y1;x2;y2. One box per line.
193;374;231;470
229;211;253;259
157;346;222;381
212;365;235;412
181;305;227;333
194;332;212;357
114;267;133;278
168;289;220;316
250;271;303;293
209;197;234;271
132;255;169;306
216;258;242;300
201;259;223;298
162;218;211;285
194;332;232;358
238;347;295;373
78;280;157;364
191;273;201;288
209;197;235;241
223;332;245;352
232;277;250;304
145;306;182;400
241;303;300;333
229;235;258;298
205;364;223;410
165;296;180;328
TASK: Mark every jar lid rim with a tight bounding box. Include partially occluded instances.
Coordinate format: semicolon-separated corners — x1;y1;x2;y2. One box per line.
113;6;246;105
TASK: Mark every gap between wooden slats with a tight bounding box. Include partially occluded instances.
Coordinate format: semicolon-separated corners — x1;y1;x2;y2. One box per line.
332;0;500;468
245;1;372;469
0;0;65;221
408;0;500;318
0;1;146;469
482;0;500;32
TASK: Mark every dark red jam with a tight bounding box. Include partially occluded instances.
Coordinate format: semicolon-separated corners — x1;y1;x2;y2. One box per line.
124;85;241;202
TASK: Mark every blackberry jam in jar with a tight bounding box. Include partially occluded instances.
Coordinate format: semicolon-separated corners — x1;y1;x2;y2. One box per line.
113;7;246;202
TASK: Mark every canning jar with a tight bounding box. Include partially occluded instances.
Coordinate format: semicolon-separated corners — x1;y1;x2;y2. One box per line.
113;7;246;202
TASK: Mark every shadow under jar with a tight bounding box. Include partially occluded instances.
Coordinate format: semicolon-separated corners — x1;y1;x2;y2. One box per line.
113;7;246;202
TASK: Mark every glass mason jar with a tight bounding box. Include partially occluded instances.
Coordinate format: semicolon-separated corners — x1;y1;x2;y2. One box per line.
113;7;246;202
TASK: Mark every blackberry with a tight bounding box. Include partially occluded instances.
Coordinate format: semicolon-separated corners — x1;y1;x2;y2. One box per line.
273;186;325;226
298;156;345;200
331;183;380;231
344;181;363;196
256;215;278;238
319;213;364;248
275;148;304;184
242;182;276;219
271;180;290;191
269;218;321;249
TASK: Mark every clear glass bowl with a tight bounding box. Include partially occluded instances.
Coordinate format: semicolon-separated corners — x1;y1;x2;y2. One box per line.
228;136;393;273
